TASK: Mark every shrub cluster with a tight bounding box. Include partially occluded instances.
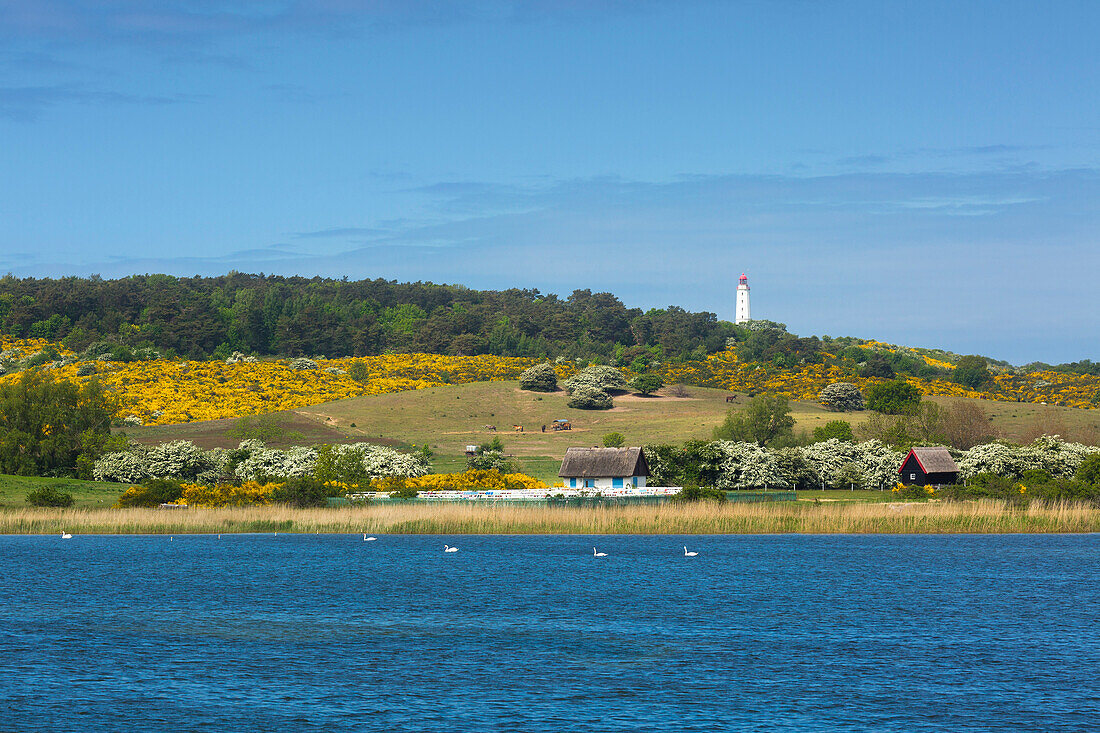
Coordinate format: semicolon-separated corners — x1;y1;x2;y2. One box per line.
568;386;614;410
937;470;1100;506
115;479;184;507
519;362;558;392
26;485;75;507
466;449;514;472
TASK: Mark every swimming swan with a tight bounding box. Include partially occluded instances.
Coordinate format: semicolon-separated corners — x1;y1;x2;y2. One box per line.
444;544;459;553
364;534;377;541
683;546;698;557
593;547;607;557
61;531;72;539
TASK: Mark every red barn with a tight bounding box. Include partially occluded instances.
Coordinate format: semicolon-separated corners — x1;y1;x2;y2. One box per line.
898;447;959;487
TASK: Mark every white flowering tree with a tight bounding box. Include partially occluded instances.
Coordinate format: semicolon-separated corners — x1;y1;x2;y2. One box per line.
234;446;318;480
94;439;430;484
799;439;903;489
712;441;777;489
93;440;227;483
818;382;865;411
339;443;431;480
567;386;614;410
956;442;1021;480
93;449;152;483
564;365;629;394
958;435;1100;480
519;362;558;392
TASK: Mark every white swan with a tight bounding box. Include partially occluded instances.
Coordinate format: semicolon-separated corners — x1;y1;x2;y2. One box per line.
364;534;377;541
444;544;459;553
683;546;698;557
593;547;607;557
60;531;72;539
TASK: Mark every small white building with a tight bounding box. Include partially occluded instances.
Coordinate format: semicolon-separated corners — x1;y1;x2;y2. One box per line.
558;447;649;490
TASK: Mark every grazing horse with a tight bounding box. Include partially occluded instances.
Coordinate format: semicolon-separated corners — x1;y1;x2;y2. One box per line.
484;424;497;431
725;395;737;402
512;424;524;432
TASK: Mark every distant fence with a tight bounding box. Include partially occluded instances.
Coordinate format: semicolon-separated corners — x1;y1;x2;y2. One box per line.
333;495;675;508
331;486;682;506
724;490;798;503
326;489;797;507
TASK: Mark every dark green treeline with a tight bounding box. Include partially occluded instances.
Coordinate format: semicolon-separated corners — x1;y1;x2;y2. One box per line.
0;273;736;361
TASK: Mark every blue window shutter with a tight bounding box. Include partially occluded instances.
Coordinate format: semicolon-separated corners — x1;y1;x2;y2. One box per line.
570;478;576;488
612;477;624;488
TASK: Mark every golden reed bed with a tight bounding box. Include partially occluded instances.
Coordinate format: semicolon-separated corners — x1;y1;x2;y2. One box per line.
3;501;1099;535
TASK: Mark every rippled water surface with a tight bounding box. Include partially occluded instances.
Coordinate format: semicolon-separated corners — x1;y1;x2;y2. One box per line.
2;533;1099;731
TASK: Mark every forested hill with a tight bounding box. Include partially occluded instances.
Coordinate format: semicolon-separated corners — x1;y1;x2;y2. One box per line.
0;274;737;361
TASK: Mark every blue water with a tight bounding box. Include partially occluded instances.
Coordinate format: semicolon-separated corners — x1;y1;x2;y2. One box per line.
2;534;1099;732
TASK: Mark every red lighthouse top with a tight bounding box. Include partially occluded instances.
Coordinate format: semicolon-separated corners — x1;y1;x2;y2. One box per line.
739;273;748;285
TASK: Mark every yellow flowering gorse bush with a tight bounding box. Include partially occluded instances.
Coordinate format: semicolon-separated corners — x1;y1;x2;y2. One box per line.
0;336;72;355
177;481;281;507
369;469;548;492
0;351;575;425
1;337;1097;426
654;351;1100;409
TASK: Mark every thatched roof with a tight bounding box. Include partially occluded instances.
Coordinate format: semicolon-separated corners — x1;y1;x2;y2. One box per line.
903;447;959;474
559;447;649;478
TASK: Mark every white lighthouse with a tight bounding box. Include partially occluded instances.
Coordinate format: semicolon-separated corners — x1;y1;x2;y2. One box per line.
735;273;751;324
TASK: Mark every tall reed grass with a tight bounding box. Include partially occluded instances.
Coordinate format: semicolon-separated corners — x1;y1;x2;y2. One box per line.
3;501;1099;535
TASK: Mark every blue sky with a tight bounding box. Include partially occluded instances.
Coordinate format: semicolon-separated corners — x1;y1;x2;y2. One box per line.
1;1;1098;364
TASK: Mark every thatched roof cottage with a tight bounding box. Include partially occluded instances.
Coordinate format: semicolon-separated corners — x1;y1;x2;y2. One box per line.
559;447;650;489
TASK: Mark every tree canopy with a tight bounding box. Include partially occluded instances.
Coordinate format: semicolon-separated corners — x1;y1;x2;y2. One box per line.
0;370;119;476
864;379;923;415
631;373;664;396
813;420;854;443
713;393;796;447
0;274;736;363
953;355;993;389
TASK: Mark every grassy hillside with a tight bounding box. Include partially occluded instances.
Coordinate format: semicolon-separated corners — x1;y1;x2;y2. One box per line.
300;381;1100;449
300;382;748;458
289;381;1100;482
0;475;129;509
100;379;1100;483
121;411;367;450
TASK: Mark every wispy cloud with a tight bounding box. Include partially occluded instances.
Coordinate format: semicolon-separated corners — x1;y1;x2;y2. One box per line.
293;227;388;240
0;83;199;120
261;83;345;104
836;154;891;167
0;1;597;47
